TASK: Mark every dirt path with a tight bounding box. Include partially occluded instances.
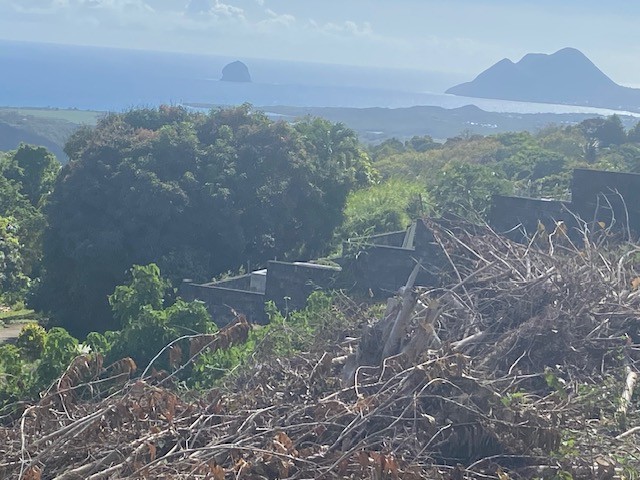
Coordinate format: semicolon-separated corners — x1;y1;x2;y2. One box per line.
0;322;25;344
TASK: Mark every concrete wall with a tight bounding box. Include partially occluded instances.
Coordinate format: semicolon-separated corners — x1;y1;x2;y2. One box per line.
184;169;640;327
202;274;251;291
339;219;443;296
180;283;267;325
339;244;440;297
265;261;342;312
489;195;574;242
357;230;407;247
572;168;640;236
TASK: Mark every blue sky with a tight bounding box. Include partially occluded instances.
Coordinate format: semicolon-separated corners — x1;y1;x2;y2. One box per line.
1;0;639;85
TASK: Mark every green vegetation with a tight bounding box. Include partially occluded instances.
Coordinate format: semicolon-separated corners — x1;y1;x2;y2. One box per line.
340;178;429;239
2;107;640;477
0;108;96;161
0;263;338;408
0;144;60;305
1;107;639;338
34;105;373;335
104;264;216;369
0;309;35;322
369;115;640;215
191;291;339;387
0;322;79;408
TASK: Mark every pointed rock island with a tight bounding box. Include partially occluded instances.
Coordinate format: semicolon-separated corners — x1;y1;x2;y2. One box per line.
221;61;252;83
446;47;640;112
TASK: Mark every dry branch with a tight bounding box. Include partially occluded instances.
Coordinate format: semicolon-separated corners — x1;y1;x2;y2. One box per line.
2;219;640;479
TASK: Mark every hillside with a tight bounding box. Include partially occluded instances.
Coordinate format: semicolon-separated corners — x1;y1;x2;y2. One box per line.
1;221;638;478
261;103;637;142
0;108;99;161
447;48;640;112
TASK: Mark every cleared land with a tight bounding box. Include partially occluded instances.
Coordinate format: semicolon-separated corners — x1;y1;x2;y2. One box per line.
0;107;101;125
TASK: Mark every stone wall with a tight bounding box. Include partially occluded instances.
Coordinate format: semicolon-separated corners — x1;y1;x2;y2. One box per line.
339;245;440;297
339;219;444;296
489;195;574;242
490;169;640;242
572;168;640;236
204;274;251;291
264;261;342;313
180;282;267;325
350;230;407;247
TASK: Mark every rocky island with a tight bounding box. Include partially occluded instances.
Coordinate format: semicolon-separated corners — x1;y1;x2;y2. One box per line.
221;60;252;83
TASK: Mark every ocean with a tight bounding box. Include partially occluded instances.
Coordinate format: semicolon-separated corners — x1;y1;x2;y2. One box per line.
0;39;636;117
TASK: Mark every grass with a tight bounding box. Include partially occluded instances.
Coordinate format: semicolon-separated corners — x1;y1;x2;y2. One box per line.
0;107;102;125
0;309;37;323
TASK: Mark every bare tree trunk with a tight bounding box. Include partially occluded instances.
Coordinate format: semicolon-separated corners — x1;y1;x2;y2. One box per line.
342;263;424;385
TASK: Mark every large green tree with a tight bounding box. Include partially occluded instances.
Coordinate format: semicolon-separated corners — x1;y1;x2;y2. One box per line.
0;145;60;294
34;106;372;334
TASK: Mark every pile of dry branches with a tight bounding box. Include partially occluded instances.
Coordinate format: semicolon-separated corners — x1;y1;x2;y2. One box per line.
1;220;640;479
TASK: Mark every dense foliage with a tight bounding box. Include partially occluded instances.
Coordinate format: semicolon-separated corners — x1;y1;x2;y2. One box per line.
2;111;640;332
34;105;373;334
0;264;336;408
0;144;60;303
0;264;214;407
368;115;640;219
4;111;640;477
339;178;429;239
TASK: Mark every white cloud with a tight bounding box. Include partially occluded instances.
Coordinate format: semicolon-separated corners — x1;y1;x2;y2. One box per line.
210;0;244;18
185;0;244;20
316;20;373;37
257;8;295;28
9;0;154;16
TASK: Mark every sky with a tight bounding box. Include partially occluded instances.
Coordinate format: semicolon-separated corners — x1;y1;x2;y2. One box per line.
2;0;640;86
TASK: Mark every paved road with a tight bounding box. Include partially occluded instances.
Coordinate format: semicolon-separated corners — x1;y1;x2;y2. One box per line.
0;322;25;344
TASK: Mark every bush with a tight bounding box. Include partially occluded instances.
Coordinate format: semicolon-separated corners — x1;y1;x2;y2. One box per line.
16;322;46;361
35;327;79;384
191;291;338;388
104;264;217;371
431;162;512;220
0;325;81;408
340;179;429;240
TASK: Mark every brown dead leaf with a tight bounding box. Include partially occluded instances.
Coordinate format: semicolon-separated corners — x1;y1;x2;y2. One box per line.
206;462;225;480
273;431;297;456
22;466;42;480
148;443;157;462
356;450;371;468
353;395;375;414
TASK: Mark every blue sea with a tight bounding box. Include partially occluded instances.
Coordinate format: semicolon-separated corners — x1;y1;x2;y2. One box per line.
0;39;636;117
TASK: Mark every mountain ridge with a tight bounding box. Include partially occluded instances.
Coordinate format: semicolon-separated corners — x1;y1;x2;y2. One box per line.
446;48;640;112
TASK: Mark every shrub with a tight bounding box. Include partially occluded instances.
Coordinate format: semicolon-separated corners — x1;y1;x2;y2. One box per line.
16;322;46;361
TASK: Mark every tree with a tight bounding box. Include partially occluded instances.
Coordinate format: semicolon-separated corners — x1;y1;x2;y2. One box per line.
431;162;512;219
0;217;30;304
627;121;640;143
406;135;441;153
34;106;373;334
369;138;406;161
0;145;60;281
106;264;215;369
580;115;626;150
109;263;167;326
3;144;60;207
